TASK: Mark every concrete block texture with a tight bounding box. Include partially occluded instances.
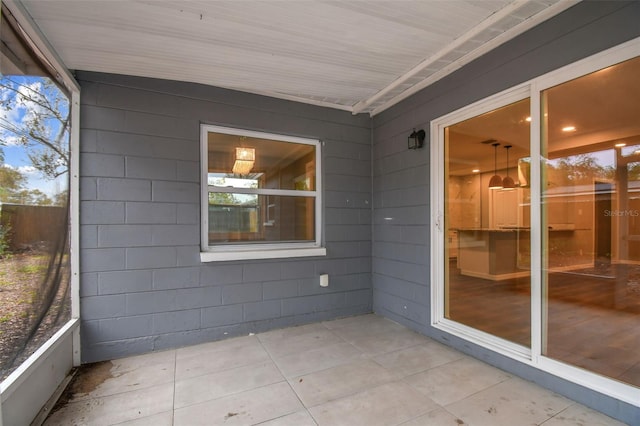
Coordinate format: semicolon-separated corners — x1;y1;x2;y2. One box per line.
97;178;151;201
78;71;372;363
126;202;176;224
369;3;640;424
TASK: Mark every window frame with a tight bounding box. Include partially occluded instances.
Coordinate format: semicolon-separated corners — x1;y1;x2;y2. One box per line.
430;84;533;361
430;37;640;407
200;124;325;262
0;0;82;413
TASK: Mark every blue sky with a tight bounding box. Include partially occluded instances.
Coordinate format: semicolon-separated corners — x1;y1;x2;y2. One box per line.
0;76;69;199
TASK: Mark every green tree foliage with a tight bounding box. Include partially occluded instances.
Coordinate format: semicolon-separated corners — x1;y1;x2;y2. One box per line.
627;161;640;181
0;223;10;258
209;192;239;205
0;77;68;206
0;77;70;180
555;154;612;182
0;164;53;205
0;163;26;193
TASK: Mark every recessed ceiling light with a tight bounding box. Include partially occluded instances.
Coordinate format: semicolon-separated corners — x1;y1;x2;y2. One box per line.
525;117;532;122
472;169;480;173
615;143;626;148
562;126;576;132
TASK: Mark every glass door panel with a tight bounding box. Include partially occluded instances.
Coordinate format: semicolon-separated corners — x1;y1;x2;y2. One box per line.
444;99;531;347
541;56;640;386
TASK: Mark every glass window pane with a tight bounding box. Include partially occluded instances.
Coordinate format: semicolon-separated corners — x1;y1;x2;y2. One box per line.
541;56;640;387
445;98;531;347
207;132;316;191
0;73;71;380
208;194;315;244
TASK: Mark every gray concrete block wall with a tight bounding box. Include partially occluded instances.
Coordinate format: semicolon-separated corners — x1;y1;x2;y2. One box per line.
78;71;372;363
371;2;640;424
372;0;640;330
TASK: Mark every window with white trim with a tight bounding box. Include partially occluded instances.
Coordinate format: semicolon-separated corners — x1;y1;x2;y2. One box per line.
200;125;325;261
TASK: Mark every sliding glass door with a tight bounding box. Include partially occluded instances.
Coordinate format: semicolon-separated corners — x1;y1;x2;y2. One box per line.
433;42;640;400
443;97;531;348
541;56;640;387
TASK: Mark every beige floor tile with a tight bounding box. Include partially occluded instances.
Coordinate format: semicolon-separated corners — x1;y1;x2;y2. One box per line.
290;359;397;407
323;313;379;329
347;328;429;356
273;341;364;378
175;361;284;408
41;314;629;426
257;410;318;425
176;334;259;360
404;356;511;406
399;408;468;425
258;322;329;341
328;316;408;342
309;381;439;426
374;341;464;377
175;336;270;380
114;410;173;425
110;348;176;370
541;403;628;426
66;350;176;401
323;314;404;337
173;382;303;426
44;383;174;426
445;376;573;426
259;328;346;359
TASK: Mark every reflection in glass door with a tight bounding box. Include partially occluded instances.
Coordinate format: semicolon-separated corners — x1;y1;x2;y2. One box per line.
444;99;531;347
541;56;640;387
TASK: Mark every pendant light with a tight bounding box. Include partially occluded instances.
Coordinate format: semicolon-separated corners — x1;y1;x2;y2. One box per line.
488;142;503;189
502;145;515;190
232;147;255;175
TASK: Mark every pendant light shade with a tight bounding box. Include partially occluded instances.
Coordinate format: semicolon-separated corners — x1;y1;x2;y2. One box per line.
488;142;503;189
489;174;503;189
502;145;515;190
232;147;255;175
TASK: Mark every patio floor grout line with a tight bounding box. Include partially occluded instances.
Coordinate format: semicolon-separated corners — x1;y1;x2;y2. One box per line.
254;328;317;424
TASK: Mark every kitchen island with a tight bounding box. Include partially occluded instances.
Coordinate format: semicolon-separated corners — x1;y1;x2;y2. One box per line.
456;228;531;280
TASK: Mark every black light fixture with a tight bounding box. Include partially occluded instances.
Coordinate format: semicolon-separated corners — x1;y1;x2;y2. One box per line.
408;129;425;150
502;145;515;190
488;142;503;189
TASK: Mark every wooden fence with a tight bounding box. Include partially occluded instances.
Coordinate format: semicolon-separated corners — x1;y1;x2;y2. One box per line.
0;203;67;252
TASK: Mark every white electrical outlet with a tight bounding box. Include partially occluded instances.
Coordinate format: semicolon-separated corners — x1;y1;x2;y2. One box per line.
319;274;329;287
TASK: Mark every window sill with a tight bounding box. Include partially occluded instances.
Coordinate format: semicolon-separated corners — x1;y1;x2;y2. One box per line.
200;247;326;262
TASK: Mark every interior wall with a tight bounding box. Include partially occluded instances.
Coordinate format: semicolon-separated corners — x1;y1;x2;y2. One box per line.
77;72;372;363
371;1;640;423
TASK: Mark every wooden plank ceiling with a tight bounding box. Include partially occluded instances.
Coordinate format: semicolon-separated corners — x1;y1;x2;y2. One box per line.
21;0;577;115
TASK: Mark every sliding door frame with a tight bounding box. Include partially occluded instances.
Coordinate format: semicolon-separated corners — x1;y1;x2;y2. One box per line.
430;36;640;407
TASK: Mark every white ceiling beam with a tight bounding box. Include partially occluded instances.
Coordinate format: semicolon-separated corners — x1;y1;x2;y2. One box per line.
238;88;355;112
352;0;532;115
16;0;579;116
369;0;579;116
6;0;80;92
354;0;578;116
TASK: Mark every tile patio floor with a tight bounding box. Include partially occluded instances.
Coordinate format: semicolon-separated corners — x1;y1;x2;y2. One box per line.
44;314;626;425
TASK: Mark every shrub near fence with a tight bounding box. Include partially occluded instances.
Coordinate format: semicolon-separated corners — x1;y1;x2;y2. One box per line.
0;203;66;252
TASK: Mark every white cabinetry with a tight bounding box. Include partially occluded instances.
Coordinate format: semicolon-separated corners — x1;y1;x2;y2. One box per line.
489;188;523;228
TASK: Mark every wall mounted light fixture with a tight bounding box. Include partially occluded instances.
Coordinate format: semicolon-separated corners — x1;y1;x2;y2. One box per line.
408;129;425;150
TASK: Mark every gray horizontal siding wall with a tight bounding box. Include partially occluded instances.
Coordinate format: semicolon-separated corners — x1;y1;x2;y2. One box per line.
78;72;372;363
372;1;639;424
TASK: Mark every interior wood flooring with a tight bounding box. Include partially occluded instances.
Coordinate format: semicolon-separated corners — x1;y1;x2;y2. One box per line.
448;260;640;388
